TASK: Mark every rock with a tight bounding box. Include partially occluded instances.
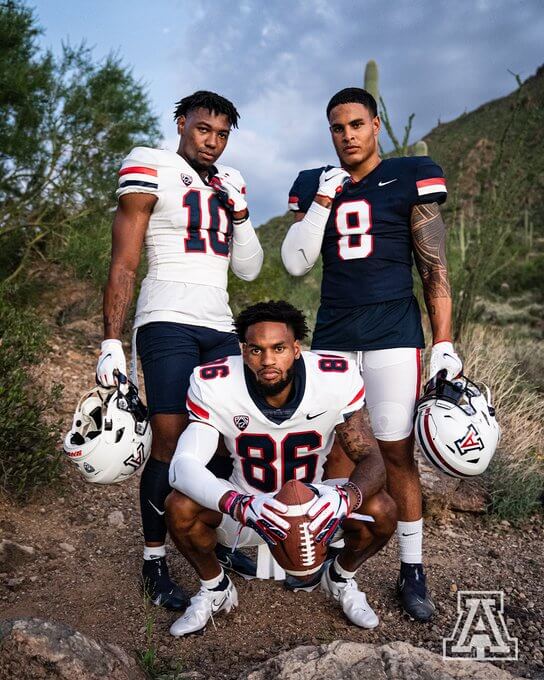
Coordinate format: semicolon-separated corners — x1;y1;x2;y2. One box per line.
0;618;145;680
107;511;125;528
59;543;75;553
0;540;36;569
241;640;524;679
449;481;488;513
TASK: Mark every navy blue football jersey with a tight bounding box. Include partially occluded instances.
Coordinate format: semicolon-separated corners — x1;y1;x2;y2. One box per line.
288;156;447;308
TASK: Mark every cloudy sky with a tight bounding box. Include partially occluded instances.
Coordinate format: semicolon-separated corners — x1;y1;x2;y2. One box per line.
34;0;543;225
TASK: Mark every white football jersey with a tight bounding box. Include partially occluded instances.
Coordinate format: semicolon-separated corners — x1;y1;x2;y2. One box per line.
117;146;244;332
186;352;366;495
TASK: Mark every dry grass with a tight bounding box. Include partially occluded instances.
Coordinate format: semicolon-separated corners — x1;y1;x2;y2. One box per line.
459;327;544;519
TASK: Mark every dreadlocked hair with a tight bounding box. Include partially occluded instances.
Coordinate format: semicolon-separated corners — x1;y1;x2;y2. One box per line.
235;301;309;343
173;90;240;128
326;87;378;119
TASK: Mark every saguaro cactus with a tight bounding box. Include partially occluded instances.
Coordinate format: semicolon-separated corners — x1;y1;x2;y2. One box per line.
412;140;428;156
364;60;379;104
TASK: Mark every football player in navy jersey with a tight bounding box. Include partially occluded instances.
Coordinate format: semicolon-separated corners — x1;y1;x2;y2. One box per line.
281;87;462;621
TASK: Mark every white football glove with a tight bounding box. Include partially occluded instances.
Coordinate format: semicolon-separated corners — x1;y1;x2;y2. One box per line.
316;167;351;200
209;170;247;213
429;341;463;380
96;339;127;387
307;483;351;544
230;493;289;546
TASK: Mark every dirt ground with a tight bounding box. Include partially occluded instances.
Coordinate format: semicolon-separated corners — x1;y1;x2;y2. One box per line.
1;273;543;679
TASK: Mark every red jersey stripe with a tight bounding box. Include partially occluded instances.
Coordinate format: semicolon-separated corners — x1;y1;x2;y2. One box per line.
288;195;299;203
416;177;446;188
348;386;365;406
186;396;209;420
119;166;158;177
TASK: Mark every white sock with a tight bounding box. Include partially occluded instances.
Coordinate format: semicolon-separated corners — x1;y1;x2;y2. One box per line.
201;568;225;591
143;544;166;560
397;519;423;564
332;556;357;580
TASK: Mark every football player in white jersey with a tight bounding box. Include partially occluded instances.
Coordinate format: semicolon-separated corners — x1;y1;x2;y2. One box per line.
165;301;397;636
96;91;264;609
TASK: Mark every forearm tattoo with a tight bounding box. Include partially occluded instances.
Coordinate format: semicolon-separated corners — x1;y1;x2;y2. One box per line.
104;269;136;337
335;410;378;463
411;202;451;299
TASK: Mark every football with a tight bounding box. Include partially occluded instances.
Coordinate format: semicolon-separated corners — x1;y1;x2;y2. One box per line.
270;479;328;577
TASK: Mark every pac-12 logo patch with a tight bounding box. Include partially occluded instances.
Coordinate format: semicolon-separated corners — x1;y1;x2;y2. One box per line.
455;424;484;455
234;415;249;431
180;173;193;186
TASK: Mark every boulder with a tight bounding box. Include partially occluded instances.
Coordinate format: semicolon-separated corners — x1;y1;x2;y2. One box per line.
0;618;145;680
242;640;522;680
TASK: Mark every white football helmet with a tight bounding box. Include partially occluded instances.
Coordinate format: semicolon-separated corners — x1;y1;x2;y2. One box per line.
414;371;500;478
64;378;151;484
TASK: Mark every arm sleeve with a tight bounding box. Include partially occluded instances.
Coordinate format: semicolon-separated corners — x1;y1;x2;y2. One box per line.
281;202;331;276
116;147;160;200
413;156;448;206
230;217;264;281
169;421;233;511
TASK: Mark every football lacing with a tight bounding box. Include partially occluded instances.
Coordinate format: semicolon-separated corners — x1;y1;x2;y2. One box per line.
299;521;316;566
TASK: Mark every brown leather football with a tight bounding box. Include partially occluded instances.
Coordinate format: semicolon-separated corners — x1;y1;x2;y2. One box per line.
271;479;328;577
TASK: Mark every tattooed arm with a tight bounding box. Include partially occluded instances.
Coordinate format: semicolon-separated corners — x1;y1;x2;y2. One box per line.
103;193;156;338
334;409;386;506
411;202;453;344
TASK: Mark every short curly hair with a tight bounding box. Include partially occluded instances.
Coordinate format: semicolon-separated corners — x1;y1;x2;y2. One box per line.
173;90;240;128
234;300;309;343
326;87;377;119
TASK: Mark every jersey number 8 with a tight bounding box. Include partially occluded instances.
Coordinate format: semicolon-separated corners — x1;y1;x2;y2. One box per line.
335;199;373;260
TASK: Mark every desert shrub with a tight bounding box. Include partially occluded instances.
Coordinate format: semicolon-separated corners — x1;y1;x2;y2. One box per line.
459;327;544;519
0;288;62;501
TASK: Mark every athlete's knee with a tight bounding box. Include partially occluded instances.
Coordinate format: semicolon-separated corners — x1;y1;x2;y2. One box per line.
150;416;188;462
379;436;416;469
165;490;200;535
364;490;397;540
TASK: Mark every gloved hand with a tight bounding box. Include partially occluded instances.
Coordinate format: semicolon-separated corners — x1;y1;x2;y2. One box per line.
316;167;351;200
96;339;127;387
227;492;289;546
429;341;463;380
208;170;247;213
307;483;351;544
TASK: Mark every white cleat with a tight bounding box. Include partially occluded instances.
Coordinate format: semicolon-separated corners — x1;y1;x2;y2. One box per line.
169;577;238;637
320;560;379;629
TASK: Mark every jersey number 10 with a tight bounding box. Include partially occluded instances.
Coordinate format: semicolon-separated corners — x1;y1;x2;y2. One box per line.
335;199;373;260
182;190;232;256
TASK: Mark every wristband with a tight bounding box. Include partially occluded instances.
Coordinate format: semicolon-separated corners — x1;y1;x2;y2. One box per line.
343;481;363;511
222;490;244;518
233;214;250;225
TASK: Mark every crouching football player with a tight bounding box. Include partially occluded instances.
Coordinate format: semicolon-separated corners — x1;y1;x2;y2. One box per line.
165;301;397;636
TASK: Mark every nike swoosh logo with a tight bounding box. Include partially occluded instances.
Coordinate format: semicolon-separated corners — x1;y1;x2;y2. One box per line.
306;411;326;420
401;532;418;536
378;179;397;186
148;500;165;516
297;248;310;266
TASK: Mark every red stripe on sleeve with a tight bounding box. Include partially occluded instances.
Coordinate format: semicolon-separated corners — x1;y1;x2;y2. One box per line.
186;396;209;420
416;177;446;188
119;166;158;177
288;195;299;203
348;386;365;406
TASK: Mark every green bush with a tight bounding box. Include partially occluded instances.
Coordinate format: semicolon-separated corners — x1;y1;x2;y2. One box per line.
0;288;63;501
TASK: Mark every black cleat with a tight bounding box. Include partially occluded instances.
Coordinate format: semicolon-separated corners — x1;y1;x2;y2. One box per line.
215;543;257;580
141;557;190;611
397;562;436;622
284;562;328;592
